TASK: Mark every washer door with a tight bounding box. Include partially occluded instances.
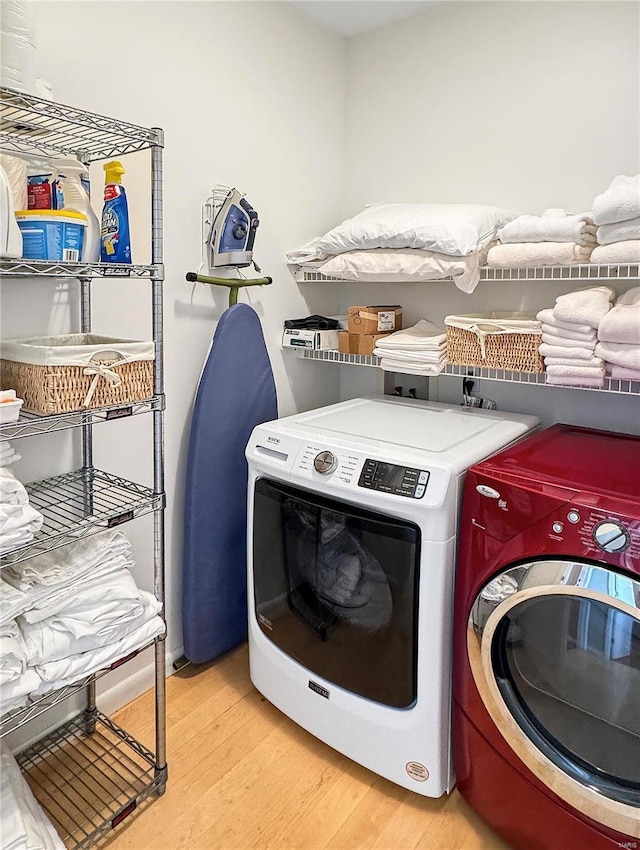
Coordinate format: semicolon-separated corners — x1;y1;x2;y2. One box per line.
468;559;640;838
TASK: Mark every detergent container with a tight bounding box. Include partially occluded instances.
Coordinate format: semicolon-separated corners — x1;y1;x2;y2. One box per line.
0;162;23;258
100;161;131;264
53;157;99;262
16;210;87;262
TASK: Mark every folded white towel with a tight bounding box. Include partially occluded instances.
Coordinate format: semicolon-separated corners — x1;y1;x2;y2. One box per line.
0;621;27;686
536;309;594;335
374;320;446;351
609;365;640;381
487;242;593;267
0;442;21;467
541;324;597;343
544;355;604;368
377;358;445;376
545;374;605;388
541;333;596;350
595;341;640;371
0;578;30;625
597;217;640;246
0;503;43;553
0;468;29;506
597;287;640;345
553;286;615;328
373;347;444;364
592;175;640;226
34;615;166;692
0;667;40;708
539;342;599;361
591;241;640;265
498;210;596;246
546;365;605;379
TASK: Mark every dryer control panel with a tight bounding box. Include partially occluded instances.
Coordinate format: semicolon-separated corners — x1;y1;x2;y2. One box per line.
358;459;430;499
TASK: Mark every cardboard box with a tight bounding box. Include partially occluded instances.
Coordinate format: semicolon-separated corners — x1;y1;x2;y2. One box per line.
281;328;339;350
338;331;351;354
348;305;402;335
338;331;390;356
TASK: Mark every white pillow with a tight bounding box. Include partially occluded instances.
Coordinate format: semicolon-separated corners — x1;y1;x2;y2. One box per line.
316;203;517;258
317;247;487;293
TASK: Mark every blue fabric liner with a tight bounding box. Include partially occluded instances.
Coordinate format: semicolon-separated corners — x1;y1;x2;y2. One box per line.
182;303;277;663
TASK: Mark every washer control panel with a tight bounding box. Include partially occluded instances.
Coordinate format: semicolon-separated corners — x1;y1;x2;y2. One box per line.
313;451;337;474
358;459;429;498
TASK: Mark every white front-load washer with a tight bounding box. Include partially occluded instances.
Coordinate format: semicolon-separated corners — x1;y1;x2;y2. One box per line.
245;396;538;796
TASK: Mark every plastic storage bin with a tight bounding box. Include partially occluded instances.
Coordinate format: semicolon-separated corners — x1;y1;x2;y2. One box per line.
15;210;87;261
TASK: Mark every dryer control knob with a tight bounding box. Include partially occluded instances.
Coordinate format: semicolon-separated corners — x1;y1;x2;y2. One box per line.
314;451;337;474
593;521;631;553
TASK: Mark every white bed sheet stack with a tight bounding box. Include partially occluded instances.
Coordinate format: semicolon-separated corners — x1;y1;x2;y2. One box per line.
595;287;640;382
591;175;640;265
537;286;615;387
488;209;596;268
0;531;165;715
0;466;43;555
1;743;65;850
373;320;447;375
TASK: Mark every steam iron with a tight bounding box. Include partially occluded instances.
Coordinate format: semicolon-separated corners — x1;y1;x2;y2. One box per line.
207;185;259;269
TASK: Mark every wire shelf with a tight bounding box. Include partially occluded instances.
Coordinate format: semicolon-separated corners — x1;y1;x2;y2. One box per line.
0;468;162;566
292;349;640;395
0;259;160;279
290;263;640;284
0;396;164;441
0;638;161;738
17;711;164;850
0;87;162;161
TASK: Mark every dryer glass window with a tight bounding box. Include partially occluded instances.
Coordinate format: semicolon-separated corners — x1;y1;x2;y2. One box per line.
252;478;421;708
493;592;640;806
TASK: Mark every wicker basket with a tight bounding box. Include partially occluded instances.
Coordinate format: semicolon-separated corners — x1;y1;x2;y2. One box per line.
445;313;544;374
1;334;154;415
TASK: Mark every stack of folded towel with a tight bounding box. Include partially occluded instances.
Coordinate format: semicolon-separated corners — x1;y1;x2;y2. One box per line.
488;209;596;267
591;175;640;265
0;467;43;554
372;320;447;375
0;531;165;715
595;287;640;382
0;441;21;468
538;286;615;387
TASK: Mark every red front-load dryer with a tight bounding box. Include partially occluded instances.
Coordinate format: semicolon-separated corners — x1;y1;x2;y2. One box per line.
453;424;640;850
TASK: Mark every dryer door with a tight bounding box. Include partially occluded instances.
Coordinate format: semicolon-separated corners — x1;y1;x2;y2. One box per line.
468;559;640;838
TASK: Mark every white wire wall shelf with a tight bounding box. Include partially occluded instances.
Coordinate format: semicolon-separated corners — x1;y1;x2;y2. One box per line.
292;349;640;396
0;638;161;738
0;469;162;567
0;87;161;161
0;396;164;441
0;259;160;279
290;263;639;284
17;711;163;850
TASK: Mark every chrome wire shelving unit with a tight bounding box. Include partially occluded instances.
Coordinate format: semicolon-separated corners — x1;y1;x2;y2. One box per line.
0;86;167;848
293;349;640;396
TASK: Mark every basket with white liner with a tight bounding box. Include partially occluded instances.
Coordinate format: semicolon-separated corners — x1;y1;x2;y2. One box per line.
0;334;154;415
445;312;544;374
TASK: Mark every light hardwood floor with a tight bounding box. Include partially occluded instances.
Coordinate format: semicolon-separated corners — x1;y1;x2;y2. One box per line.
105;645;510;850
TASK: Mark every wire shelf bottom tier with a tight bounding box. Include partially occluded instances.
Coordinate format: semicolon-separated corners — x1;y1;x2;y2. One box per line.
17;711;164;850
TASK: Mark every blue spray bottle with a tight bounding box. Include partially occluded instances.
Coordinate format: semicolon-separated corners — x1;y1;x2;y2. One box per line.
100;161;131;263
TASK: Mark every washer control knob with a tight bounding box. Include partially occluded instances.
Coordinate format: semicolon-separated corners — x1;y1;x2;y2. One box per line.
314;451;337;474
552;522;564;534
593;521;630;553
567;510;581;524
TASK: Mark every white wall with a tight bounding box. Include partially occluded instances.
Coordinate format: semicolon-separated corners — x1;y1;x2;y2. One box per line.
2;0;345;725
341;0;640;432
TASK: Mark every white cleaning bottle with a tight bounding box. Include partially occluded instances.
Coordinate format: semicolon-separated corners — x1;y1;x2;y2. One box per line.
52;157;100;262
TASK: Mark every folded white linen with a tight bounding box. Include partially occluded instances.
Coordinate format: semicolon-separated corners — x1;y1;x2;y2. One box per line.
545;375;605;387
536;309;595;335
0;668;40;708
377;358;445;376
609;365;640;381
0;577;31;625
286;237;328;265
487;242;593;267
0;504;43;553
0;467;29;506
541;333;596;350
595;341;640;371
20;589;162;666
373;347;444;364
546;365;605;379
592;175;640;226
0;743;65;850
553;286;615;328
0;620;27;685
0;442;21;467
597;217;640;246
539;343;598;361
541;324;597;343
498;209;596;246
544;355;604;368
597;286;640;345
591;241;640;265
33;615;166;692
373;320;446;350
